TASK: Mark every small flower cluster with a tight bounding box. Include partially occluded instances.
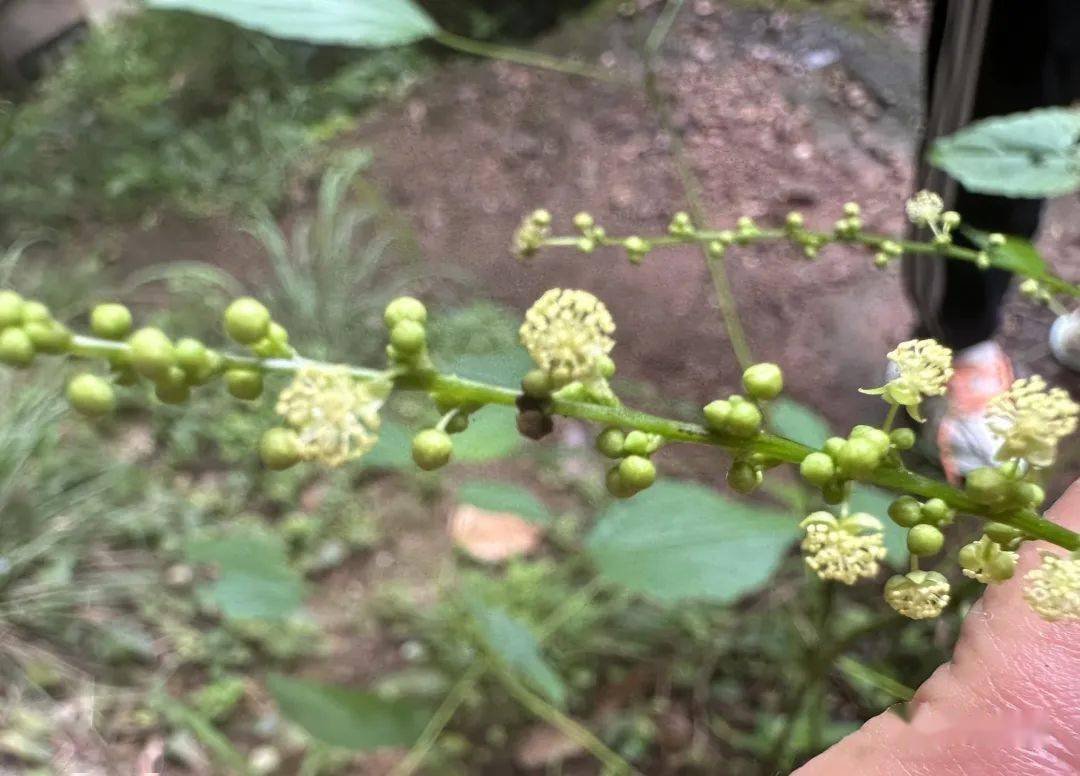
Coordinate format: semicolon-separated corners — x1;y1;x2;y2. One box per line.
0;290;73;369
273;366;389;468
862;338;953;421
519;288;615;388
885;570;951;619
512;209;553;259
702;362;783;494
1024;550;1080;621
799;511;887;585
905;190;961;245
987;376;1079;467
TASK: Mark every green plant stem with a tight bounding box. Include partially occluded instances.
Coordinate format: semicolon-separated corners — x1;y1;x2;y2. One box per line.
640;1;755;369
63;333;1080;551
433;31;627;84
389;662;485;776
495;668;641;776
388;580;606;776
542;225;1080;298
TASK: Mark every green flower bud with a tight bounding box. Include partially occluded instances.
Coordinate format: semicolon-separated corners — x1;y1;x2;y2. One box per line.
175;338;209;375
619;455;656;491
920;498;951;525
823;437;846;459
887;496;922;528
90;303;133;339
605;466;635;499
873;253;889;269
530;209;552;227
595;427;625;458
984;521;1023;546
942;211;961;229
785;212;804;229
987;550;1017;581
390;319;426;354
1016;481;1045;507
24;320;71;354
836;437;882;479
624;236;650;262
154;374;190;405
622;430;652;456
964;466;1009;505
706;240;726;259
702;399;731;431
0;290;24;328
521;369;551;398
727;460;762;494
987;232;1006;247
0;327;35;367
889;427;916;450
129;327;175;380
975;252;990;270
21;301;50;323
66;373;115;417
597;355;616;379
726;401;763;438
742;362;783;400
907;523;944;557
573;212;594;231
850;425;890;452
224;297;271;345
260;428;301;470
799;452;835;487
842;202;861;217
226;368;264;400
384;297;428;328
412;429;453;471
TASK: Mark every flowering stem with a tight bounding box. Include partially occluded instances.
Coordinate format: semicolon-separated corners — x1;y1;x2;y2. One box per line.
540;225;1080;298
64;334;1080;551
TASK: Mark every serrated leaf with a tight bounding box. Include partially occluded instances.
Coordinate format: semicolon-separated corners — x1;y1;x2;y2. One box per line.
185;531;306;620
470;603;567;706
457;481;551;525
930;108;1080;197
586;481;799;604
850;485;908;568
770;398;831;448
453;405;522;462
267;675;430;750
147;0;440;48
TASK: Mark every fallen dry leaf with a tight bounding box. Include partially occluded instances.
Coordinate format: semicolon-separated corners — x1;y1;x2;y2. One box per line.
448;503;543;563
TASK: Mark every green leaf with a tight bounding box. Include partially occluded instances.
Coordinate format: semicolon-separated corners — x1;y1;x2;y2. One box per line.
363;418;414;470
457;481;551;525
147;0;440;48
770;398;831;448
850;485;908;568
185;530;306;620
964;229;1047;276
446;349;534;389
453;405;522;462
469;603;567;706
930;108;1080;197
267;675;430;750
586;481;799;604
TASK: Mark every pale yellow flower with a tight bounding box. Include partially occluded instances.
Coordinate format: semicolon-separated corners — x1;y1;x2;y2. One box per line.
275;366;389;467
885;570;951;619
905;190;944;228
861;339;953;421
987;376;1079;467
800;511;886;585
1023;550;1080;622
520;288;615;385
512;209;552;259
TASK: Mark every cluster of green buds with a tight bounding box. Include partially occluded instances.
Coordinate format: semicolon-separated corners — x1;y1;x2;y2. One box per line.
0;291;73;368
384;296;432;369
595;427;661;498
905;190;960;246
512;209;553;259
703;362;782;494
800;423;915;502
